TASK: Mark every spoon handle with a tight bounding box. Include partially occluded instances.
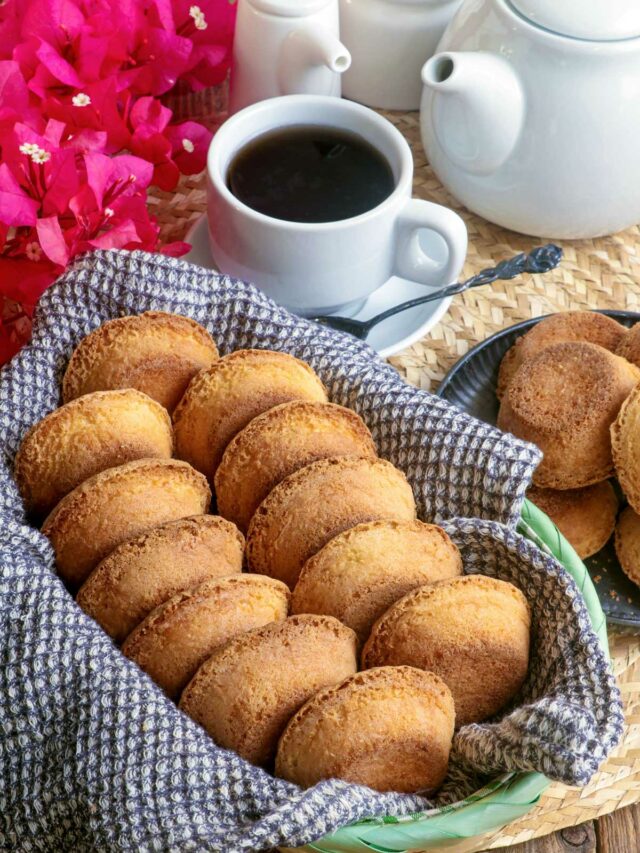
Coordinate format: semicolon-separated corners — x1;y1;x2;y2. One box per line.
363;244;563;332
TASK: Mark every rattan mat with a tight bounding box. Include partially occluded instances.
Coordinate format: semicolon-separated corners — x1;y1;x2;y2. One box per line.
152;92;640;848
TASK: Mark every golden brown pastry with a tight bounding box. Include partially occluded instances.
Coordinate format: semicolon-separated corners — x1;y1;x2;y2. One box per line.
245;457;416;589
614;505;640;588
275;666;455;794
362;575;531;727
612;384;640;514
14;390;173;518
527;483;618;559
497;311;627;399
616;322;640;367
179;614;357;766
173;349;328;482
497;342;640;489
291;520;462;644
76;515;243;642
62;312;218;413
42;459;211;588
122;574;289;698
215;401;377;532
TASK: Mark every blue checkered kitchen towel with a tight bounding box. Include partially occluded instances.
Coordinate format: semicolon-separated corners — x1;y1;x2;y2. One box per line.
0;250;623;852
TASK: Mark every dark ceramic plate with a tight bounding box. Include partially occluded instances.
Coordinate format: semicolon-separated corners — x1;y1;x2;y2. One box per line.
437;310;640;627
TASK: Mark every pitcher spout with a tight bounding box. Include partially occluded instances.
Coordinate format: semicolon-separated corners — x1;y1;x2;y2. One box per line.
278;27;351;95
422;51;525;176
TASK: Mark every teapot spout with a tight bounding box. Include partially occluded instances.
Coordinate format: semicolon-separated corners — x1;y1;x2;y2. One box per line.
422;51;525;176
278;27;351;95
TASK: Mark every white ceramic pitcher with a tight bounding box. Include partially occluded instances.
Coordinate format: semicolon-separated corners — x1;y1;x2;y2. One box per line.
420;0;640;238
340;0;462;110
229;0;351;114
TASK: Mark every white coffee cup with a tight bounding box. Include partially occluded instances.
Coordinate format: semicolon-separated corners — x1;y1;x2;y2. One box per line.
206;95;467;316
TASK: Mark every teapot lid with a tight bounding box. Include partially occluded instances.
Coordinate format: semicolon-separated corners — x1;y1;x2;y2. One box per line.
510;0;640;41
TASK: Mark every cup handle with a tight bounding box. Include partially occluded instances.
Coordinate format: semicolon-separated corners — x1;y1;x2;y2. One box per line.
393;198;468;287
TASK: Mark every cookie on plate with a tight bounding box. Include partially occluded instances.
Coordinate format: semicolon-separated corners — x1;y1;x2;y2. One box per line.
498;342;640;489
291;520;462;644
616;322;640;368
76;515;243;642
179;614;357;766
246;457;416;589
276;666;455;793
615;506;640;588
14;390;173;518
362;575;531;727
527;483;618;559
173;350;328;482
612;384;640;514
63;312;219;413
42;459;211;587
122;574;289;698
497;311;627;399
215;401;377;532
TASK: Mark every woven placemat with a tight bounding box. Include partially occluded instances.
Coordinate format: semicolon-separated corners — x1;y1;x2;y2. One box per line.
150;92;640;848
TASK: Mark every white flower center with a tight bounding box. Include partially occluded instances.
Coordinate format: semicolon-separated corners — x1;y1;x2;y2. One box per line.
72;93;91;107
19;142;39;156
104;207;115;218
31;147;51;164
181;138;195;153
189;5;207;28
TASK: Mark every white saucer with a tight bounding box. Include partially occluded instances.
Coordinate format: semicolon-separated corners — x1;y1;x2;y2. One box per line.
184;216;452;359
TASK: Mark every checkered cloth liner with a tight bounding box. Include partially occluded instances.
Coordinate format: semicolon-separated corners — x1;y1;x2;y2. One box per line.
0;251;622;852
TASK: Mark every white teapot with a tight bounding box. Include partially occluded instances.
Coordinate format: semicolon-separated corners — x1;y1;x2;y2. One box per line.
420;0;640;238
230;0;351;114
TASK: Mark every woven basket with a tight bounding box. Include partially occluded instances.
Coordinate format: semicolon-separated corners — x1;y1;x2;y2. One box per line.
278;500;607;853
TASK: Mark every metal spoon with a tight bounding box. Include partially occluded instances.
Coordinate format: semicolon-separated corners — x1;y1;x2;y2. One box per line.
313;244;563;340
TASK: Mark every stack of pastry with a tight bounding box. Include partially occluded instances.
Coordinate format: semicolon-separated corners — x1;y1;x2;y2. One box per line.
496;311;640;583
16;311;532;797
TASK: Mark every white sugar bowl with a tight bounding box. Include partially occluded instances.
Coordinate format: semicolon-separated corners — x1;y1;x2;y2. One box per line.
340;0;462;110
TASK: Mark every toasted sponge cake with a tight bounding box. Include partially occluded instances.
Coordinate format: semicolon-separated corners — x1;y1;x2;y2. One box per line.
292;520;462;644
14;390;173;518
362;575;531;727
497;312;626;399
527;483;617;559
76;515;243;642
215;401;377;532
122;574;289;699
246;457;416;590
42;459;211;587
498;342;640;489
173;349;328;481
62;312;218;413
276;666;455;794
179;614;357;766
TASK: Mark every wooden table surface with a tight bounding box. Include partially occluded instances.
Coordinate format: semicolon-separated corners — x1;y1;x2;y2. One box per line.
497;803;640;853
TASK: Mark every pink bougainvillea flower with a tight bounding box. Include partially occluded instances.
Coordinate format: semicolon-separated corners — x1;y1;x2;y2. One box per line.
165;120;211;174
0;164;39;226
0;0;234;365
174;0;236;90
0;61;40;130
0;253;61;362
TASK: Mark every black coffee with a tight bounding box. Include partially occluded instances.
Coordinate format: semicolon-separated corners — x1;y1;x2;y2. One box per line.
227;125;395;223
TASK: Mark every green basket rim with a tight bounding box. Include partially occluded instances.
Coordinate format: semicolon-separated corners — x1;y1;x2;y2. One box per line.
301;500;608;852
